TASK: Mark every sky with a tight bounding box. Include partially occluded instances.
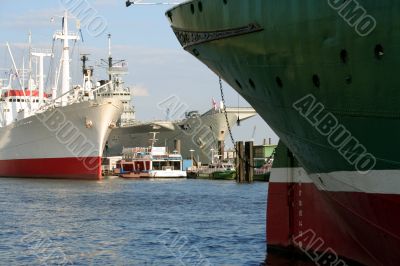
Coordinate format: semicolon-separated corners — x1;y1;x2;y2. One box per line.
0;0;279;148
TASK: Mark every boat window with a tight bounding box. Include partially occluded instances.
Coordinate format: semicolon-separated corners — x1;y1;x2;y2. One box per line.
173;161;181;170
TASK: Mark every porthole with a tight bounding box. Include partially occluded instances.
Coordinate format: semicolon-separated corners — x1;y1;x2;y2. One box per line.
235;79;243;89
198;2;203;12
340;49;348;64
374;44;384;60
312;74;320;88
276;76;283;88
249;79;256;89
190;4;195;14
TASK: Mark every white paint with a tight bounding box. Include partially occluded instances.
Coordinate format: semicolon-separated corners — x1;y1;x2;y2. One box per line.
0;98;122;161
271;167;400;195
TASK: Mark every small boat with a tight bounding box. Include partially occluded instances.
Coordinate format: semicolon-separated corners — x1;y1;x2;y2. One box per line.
253;160;273;182
116;146;186;178
198;162;236;180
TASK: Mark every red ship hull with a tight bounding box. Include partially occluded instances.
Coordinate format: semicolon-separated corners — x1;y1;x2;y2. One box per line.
0;157;102;180
268;177;400;265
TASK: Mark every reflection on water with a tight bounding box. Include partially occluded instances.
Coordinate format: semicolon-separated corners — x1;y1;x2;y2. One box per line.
0;178;268;265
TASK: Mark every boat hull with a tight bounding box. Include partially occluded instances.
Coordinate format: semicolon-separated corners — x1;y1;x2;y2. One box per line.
150;170;187;178
211;170;236;180
268;149;400;265
0;157;101;180
0;98;123;180
167;0;400;264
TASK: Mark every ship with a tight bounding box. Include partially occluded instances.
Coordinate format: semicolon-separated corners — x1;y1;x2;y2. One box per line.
97;35;257;163
166;1;400;265
0;11;122;180
106;107;257;164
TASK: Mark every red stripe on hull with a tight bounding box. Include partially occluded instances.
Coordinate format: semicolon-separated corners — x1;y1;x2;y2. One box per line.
267;182;400;265
0;157;102;180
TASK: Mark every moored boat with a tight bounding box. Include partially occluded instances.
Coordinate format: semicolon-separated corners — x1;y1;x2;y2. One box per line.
197;162;236;180
116;146;186;178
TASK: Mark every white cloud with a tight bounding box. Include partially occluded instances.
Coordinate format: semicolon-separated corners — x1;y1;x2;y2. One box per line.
0;8;61;30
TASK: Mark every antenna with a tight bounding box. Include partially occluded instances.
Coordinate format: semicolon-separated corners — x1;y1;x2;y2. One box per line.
28;31;33;93
81;54;90;75
108;34;112;80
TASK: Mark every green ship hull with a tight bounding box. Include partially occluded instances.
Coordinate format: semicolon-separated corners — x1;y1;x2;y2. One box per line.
167;1;400;265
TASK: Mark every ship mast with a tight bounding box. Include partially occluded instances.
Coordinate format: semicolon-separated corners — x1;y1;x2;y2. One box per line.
28;31;33;104
53;11;79;106
108;34;112;80
31;50;52;104
149;132;159;148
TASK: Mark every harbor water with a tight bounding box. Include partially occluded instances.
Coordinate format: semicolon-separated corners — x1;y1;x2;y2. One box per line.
0;178;269;265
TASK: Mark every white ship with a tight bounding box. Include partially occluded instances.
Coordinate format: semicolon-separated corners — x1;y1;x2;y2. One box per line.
97;35;257;163
0;11;122;180
106;108;257;164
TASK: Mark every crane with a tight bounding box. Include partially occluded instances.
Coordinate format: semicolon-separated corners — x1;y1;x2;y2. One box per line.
250;125;256;142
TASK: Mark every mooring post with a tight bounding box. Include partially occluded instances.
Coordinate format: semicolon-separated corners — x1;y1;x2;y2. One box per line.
245;141;254;183
236;141;245;183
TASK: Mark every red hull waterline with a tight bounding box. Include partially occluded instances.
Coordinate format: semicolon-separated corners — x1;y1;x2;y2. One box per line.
0;157;102;180
267;182;400;265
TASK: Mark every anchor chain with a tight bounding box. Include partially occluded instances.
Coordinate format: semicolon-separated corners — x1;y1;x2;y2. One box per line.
218;77;256;168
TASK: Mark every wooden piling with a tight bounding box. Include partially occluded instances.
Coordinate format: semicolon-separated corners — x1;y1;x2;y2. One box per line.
236;141;245;183
245;141;254;183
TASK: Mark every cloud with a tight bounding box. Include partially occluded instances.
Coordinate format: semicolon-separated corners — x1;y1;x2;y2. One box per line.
0;8;61;30
130;84;149;97
92;0;118;7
